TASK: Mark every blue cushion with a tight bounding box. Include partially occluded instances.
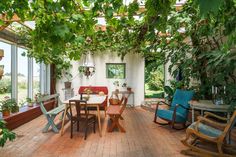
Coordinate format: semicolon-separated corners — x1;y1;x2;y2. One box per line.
170;89;194;118
156;109;186;123
189;122;222;138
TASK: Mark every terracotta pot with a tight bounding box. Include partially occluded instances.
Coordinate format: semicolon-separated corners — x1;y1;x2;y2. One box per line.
64;81;72;89
2;110;10;117
127;87;132;92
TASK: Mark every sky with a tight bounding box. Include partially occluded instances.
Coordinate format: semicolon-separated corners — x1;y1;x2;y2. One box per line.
0;41;40;77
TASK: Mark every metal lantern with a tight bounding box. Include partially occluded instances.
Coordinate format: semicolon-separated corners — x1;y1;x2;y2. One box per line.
79;52;95;79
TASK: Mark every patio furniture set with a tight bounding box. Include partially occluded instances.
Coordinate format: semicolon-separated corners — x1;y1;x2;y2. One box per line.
39;86;131;140
38;87;236;156
153;89;236;156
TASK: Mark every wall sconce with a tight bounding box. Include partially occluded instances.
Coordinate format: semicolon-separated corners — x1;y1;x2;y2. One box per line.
0;49;4;61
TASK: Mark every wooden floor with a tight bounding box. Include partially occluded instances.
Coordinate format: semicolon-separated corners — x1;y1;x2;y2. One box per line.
1;107;189;157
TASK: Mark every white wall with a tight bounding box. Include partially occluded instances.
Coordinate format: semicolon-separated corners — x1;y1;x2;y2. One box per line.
56;52;145;106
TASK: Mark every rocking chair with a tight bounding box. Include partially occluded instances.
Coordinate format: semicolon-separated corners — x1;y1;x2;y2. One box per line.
181;111;236;157
154;89;194;129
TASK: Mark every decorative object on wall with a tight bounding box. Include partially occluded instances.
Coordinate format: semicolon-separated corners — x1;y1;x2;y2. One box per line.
0;49;4;61
0;65;4;79
106;63;126;79
79;52;95;79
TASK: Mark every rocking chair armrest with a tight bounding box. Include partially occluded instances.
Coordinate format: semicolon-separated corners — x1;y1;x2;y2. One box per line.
204;112;228;121
155;101;170;112
157;101;171;106
175;104;189;110
196;116;227;129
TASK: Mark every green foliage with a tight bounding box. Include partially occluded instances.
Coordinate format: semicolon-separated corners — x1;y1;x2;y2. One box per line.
0;78;11;94
0;98;17;112
147;69;164;91
1;0;236;109
161;0;236;109
0;120;16;147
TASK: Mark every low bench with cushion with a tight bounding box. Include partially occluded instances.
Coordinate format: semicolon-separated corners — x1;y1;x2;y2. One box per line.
39;94;68;133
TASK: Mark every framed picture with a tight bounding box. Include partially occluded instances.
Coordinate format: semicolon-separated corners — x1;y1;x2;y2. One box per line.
106;63;126;79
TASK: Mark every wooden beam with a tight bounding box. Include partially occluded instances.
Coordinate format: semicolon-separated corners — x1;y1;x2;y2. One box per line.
0;22;11;31
0;13;21;22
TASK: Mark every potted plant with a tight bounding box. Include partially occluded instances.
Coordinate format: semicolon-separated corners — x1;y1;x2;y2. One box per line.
64;72;73;89
10;99;19;113
0;97;13;117
26;98;34;107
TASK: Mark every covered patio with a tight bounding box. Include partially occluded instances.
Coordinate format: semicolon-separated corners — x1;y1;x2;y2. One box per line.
1;0;236;157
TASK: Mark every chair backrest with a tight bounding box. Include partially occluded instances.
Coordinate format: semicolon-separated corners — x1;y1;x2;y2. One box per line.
120;97;128;114
170;89;194;117
38;94;59;114
221;111;236;140
69;100;88;119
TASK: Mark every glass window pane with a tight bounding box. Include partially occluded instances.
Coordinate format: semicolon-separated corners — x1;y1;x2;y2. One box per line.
17;48;28;103
33;59;40;96
0;41;11;100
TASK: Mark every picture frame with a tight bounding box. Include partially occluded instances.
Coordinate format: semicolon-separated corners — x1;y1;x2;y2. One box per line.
106;63;126;79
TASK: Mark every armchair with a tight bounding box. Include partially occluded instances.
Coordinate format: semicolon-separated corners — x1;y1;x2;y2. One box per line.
181;111;236;156
153;89;194;129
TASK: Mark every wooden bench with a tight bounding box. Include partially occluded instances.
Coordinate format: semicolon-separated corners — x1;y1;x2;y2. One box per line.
107;97;128;133
39;94;68;133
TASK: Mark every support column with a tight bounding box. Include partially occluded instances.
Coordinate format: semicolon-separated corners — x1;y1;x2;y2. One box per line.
28;57;33;99
11;44;17;101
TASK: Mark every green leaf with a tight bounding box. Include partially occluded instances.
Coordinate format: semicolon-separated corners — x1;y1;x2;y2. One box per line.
196;0;224;16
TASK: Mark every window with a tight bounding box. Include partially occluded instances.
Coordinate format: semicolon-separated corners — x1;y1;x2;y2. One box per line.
33;59;40;96
17;48;28;102
106;63;126;79
0;41;11;100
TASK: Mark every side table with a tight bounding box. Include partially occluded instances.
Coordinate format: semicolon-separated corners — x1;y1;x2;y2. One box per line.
189;100;231;123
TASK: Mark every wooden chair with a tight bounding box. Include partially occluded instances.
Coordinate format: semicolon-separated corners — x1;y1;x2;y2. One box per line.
107;97;128;133
153;89;194;129
109;96;124;106
39;94;70;133
181;111;236;157
69;100;96;140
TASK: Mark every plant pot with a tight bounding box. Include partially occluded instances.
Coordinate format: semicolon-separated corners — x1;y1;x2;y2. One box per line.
2;110;10;117
27;102;33;107
64;81;72;89
127;87;132;92
11;106;19;113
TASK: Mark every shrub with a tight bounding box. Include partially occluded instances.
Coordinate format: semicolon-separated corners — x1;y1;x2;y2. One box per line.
147;70;164;91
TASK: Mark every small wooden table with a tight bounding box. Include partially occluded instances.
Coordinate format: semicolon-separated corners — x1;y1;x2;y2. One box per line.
189;100;231;123
60;95;106;137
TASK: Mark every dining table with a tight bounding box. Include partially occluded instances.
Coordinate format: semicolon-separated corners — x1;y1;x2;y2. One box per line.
60;95;107;137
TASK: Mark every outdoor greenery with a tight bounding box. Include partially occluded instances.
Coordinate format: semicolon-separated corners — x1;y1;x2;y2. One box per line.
0;0;236;108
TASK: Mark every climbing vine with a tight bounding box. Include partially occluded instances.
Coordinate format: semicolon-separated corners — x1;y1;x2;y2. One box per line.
1;0;236;108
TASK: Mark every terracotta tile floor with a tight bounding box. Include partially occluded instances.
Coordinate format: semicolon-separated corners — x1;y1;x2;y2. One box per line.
0;107;219;157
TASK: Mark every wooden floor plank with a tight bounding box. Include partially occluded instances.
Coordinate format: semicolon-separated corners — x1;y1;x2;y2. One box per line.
2;107;235;157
